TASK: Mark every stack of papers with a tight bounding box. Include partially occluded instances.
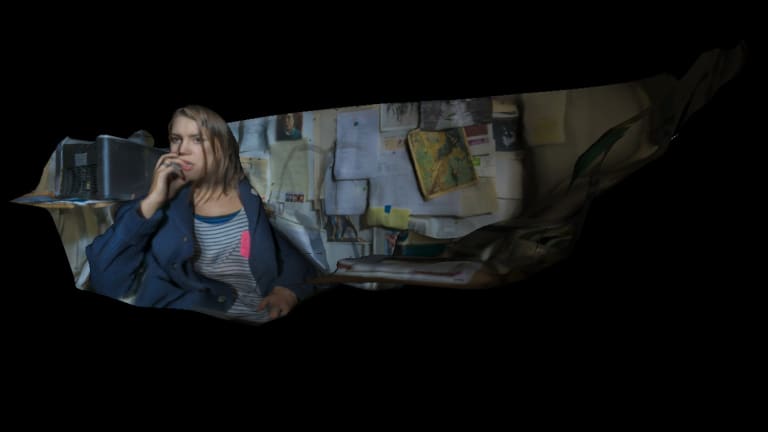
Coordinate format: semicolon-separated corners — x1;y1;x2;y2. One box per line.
335;255;482;285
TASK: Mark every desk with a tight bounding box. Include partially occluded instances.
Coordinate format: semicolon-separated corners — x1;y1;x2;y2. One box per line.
311;264;526;290
12;194;117;209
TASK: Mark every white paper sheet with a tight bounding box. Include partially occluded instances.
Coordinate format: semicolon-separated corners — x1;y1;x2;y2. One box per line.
272;201;318;228
233;116;270;158
381;131;408;153
312;108;342;200
334;108;380;180
472;154;496;178
272;216;329;272
459;177;498;216
240;157;269;200
375;142;413;177
494;152;525;199
522;90;568;146
408;198;524;239
268;138;311;202
324;158;368;215
368;166;461;216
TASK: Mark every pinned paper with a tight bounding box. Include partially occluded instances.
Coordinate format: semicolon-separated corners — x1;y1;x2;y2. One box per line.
366;207;411;230
241;157;269;200
324;159;368;215
522;90;567;146
335;109;380;180
472;154;496;178
495;153;524;199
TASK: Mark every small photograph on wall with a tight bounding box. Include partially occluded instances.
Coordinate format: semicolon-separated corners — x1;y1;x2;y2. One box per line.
276;112;303;141
492;115;522;151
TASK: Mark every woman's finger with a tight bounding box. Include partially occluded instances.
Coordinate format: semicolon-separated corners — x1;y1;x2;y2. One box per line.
257;297;270;311
154;153;179;170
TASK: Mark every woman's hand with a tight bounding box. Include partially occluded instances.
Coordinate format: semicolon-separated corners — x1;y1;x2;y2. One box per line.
258;285;298;320
139;154;189;218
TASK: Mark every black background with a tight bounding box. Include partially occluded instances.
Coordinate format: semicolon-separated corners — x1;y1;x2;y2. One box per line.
3;25;755;394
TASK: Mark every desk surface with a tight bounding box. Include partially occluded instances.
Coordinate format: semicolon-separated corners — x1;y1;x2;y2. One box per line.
12;193;117;209
311;267;527;290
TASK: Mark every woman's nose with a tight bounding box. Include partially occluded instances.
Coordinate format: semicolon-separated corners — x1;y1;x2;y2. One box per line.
176;140;189;154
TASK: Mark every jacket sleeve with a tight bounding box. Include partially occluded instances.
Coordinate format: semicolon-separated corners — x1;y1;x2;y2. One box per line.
271;227;320;301
85;200;165;301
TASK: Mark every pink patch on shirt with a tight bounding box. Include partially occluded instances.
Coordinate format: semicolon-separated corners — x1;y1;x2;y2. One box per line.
240;230;251;259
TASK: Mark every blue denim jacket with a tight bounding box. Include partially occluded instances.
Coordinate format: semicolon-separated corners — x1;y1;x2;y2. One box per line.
85;178;318;313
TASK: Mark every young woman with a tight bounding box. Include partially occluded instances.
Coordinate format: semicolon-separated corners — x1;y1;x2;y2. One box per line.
86;105;318;323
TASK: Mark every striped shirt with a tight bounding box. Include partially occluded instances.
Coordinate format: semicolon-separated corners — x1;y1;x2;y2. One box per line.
193;209;270;323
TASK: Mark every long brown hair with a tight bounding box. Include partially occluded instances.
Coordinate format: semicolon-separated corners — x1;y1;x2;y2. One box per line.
168;105;244;203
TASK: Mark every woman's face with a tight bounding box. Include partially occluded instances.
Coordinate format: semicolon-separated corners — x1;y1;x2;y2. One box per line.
169;115;214;182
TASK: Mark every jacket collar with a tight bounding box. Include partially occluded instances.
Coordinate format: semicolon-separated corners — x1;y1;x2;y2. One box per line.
237;177;263;233
168;184;195;238
167;178;261;237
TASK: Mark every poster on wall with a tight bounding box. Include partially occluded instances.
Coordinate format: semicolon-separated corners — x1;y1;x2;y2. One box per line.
380;102;419;132
419;98;492;131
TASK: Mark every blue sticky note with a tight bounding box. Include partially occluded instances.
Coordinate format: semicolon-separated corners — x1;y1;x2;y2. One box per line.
384;205;391;214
